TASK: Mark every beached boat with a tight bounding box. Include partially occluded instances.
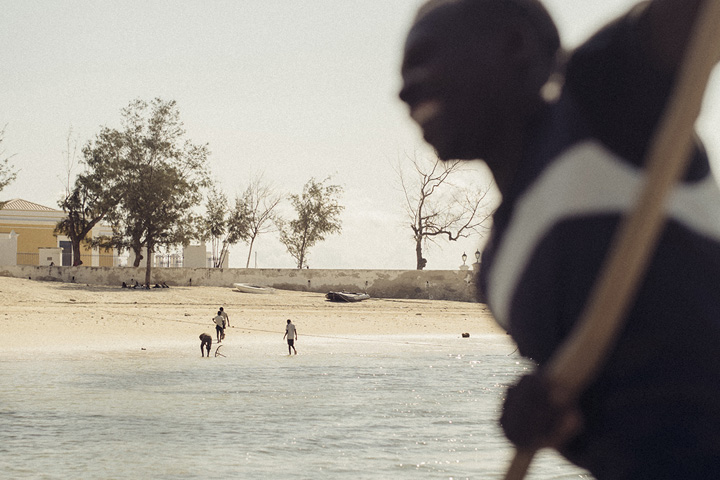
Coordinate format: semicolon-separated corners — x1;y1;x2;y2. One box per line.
233;283;276;294
325;291;370;302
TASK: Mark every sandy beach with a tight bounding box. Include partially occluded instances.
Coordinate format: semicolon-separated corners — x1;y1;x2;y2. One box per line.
1;275;588;480
0;276;504;354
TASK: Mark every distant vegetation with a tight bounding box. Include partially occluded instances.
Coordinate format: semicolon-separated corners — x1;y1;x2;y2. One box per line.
51;99;493;275
58;98;211;283
54;98;345;277
201;175;281;268
277;177;344;269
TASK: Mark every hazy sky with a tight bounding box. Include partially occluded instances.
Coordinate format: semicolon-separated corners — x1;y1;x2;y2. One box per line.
2;0;719;270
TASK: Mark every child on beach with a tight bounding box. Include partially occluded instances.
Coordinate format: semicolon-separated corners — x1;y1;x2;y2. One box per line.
219;307;230;328
213;311;226;343
283;319;297;355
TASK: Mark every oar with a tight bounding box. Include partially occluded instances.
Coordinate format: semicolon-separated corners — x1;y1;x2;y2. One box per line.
504;2;720;478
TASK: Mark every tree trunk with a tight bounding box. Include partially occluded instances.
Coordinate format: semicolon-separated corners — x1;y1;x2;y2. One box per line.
144;252;152;286
415;238;425;270
72;240;83;266
131;245;142;267
212;237;219;267
245;237;256;268
217;244;228;268
297;229;310;269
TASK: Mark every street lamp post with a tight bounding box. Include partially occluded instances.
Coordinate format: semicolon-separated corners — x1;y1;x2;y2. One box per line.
460;252;469;271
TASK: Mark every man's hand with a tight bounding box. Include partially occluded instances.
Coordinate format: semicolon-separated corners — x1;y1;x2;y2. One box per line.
500;373;583;450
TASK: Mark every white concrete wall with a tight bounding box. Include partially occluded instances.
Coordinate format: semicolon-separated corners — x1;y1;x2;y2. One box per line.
0;230;18;266
38;247;62;266
0;265;483;302
183;244;207;268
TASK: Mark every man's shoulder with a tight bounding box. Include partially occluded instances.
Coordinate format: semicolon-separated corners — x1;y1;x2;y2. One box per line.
564;7;673;164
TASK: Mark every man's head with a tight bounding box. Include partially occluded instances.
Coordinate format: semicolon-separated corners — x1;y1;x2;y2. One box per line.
400;0;560;162
287;319;292;324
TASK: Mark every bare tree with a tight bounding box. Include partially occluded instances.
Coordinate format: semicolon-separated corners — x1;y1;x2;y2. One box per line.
395;153;492;270
200;176;280;268
237;175;281;268
0;125;18;196
55;128;120;266
59;127;80;194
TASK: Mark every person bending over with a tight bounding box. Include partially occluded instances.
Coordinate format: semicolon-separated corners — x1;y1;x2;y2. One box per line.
199;333;212;357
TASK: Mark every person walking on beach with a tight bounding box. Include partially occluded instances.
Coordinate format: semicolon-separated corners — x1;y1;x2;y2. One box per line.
199;333;212;357
213;310;226;343
219;306;230;328
283;319;297;355
400;0;720;478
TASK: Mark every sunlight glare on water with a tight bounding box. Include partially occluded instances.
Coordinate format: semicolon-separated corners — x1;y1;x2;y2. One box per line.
0;335;589;479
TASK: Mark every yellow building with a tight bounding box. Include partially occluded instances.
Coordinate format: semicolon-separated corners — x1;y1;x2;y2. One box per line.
0;198;116;266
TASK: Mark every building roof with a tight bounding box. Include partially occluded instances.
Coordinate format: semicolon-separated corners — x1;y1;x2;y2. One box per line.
0;198;60;212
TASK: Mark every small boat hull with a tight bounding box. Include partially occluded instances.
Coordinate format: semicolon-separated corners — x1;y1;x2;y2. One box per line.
325;291;370;302
233;283;276;294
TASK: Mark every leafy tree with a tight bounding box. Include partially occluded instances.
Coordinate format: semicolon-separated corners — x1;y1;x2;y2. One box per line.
396;153;492;270
278;177;343;269
201;176;281;268
200;185;252;268
223;195;252;266
55;129;120;266
56;175;118;266
0;126;18;196
95;98;210;284
202;185;230;267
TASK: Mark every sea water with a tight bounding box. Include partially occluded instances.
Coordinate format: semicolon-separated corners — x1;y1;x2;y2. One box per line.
0;334;589;479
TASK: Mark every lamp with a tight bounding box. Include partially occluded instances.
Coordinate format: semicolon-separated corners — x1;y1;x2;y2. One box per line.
475;250;481;263
462;252;467;265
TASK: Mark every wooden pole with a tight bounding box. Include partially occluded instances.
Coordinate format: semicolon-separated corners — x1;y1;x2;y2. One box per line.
504;1;720;478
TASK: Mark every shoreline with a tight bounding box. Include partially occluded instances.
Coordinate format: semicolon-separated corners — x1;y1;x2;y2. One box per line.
0;276;505;355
